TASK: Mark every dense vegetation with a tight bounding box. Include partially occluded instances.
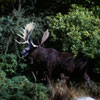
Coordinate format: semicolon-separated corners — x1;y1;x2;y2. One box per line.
0;0;100;99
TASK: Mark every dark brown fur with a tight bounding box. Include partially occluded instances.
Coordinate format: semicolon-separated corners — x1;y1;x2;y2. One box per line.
26;45;91;87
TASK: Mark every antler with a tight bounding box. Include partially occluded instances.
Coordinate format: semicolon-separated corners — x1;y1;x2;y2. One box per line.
15;22;38;47
41;29;50;45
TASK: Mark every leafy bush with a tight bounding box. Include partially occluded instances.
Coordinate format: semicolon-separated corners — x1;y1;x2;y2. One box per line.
47;5;100;59
0;53;28;77
0;53;29;77
0;70;49;100
0;15;29;55
0;54;17;76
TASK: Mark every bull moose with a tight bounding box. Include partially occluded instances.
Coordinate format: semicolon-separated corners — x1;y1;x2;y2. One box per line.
15;22;92;87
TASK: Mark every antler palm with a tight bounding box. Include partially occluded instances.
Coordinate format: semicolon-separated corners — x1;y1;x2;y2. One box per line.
15;22;35;44
15;22;38;47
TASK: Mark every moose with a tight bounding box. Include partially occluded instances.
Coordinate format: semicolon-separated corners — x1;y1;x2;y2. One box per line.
15;22;92;87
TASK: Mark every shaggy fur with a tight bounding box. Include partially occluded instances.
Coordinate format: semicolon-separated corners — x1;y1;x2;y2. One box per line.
25;45;91;87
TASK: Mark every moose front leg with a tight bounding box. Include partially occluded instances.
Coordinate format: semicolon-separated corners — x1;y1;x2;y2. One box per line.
83;72;92;88
47;65;53;88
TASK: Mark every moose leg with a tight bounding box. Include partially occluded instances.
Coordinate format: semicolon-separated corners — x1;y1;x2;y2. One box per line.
83;72;92;87
47;65;53;88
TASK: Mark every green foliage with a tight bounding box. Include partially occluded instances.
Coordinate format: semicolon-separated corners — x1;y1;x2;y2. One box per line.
48;5;100;59
32;83;49;100
94;67;100;74
92;56;100;74
0;16;16;54
0;70;49;100
0;0;36;16
0;54;17;75
0;15;29;55
0;53;28;76
91;5;100;17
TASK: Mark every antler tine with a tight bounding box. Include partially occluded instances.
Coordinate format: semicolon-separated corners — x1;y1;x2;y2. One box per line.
16;34;24;39
15;39;28;44
30;40;38;47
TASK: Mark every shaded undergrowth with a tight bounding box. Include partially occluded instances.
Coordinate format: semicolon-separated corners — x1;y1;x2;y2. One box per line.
49;76;100;100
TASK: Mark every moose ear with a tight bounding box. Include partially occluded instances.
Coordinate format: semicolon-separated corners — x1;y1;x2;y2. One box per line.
41;29;50;45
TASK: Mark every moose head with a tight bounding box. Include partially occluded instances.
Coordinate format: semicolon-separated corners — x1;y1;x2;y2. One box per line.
15;22;50;58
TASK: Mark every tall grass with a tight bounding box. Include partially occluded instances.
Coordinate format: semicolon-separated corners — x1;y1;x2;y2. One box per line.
49;76;100;100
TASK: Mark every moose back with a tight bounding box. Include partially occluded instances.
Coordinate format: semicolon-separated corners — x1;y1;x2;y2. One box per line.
25;45;91;87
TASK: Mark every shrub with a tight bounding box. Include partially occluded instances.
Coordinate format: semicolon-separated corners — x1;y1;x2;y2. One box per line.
47;5;100;59
0;15;30;55
0;54;18;76
0;70;49;100
0;53;29;77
